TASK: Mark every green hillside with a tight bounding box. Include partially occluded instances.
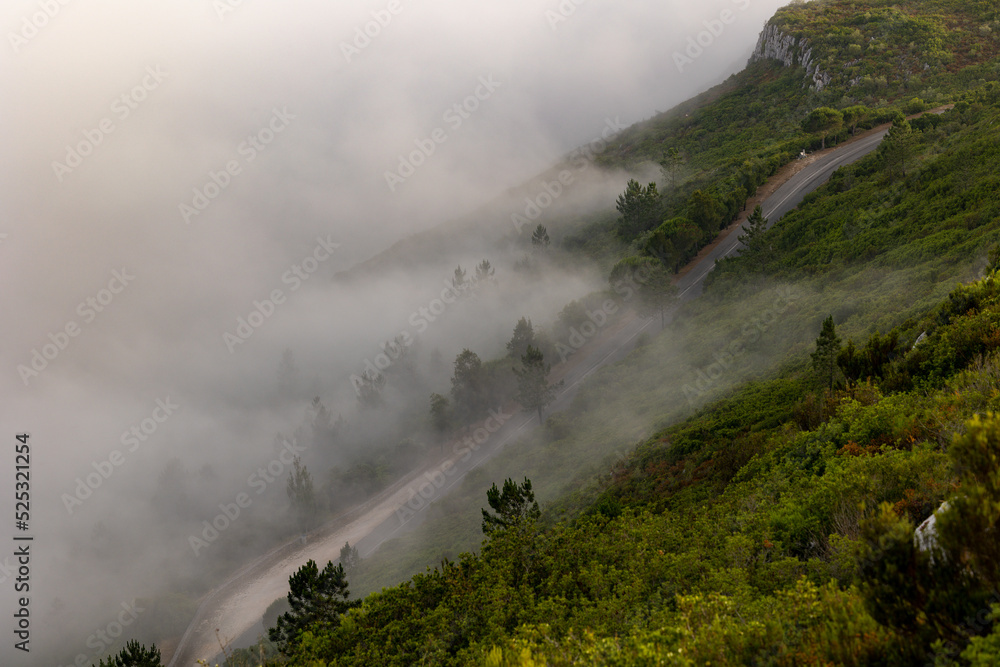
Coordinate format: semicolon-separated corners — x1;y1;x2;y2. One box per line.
567;0;1000;271
214;1;1000;666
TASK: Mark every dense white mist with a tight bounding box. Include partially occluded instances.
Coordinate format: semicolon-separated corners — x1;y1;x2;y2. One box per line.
0;0;788;662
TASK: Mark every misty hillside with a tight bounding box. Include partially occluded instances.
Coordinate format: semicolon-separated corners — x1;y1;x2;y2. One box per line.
211;0;1000;665
7;0;1000;666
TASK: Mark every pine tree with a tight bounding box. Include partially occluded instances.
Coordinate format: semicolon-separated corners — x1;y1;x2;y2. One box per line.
506;317;536;359
356;369;386;409
531;224;550;249
802;106;844;149
340;541;360;573
97;640;162;667
286;456;317;530
475;259;495;282
481;477;540;536
842;104;870;136
688;189;723;233
610;258;677;329
513;345;562;422
738;205;768;251
307;396;338;449
811;316;843;389
429;392;451;448
883;119;914;182
451;349;487;422
659;146;684;187
615;180;661;239
268;559;359;655
452;265;467;289
638;262;677;329
738;205;771;270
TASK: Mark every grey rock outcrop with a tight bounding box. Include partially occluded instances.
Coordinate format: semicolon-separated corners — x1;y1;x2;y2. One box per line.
749;23;832;91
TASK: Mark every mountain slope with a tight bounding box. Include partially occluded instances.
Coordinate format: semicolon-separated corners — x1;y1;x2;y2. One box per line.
264;95;1000;666
223;2;1000;665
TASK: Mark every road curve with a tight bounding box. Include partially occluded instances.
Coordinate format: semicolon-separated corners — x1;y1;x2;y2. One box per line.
167;125;890;667
677;128;890;300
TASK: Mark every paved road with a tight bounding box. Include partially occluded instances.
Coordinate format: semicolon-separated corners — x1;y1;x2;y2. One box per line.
677;128;889;300
168;127;890;667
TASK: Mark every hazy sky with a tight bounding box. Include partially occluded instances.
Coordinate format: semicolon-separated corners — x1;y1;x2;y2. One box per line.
0;0;789;661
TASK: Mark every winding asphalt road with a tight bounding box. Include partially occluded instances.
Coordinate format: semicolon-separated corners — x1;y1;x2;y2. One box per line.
677;128;890;300
167;126;890;667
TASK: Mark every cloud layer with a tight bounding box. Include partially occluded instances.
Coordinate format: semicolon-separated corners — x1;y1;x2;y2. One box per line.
0;0;788;662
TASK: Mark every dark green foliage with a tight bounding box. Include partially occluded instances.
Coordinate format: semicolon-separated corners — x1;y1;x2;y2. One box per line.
988;242;1000;274
659;146;684;186
881;118;915;180
938;414;1000;594
859;412;1000;659
269;266;1000;662
738;204;767;247
737;204;769;269
843;105;871;135
838;330;901;381
811;316;843;389
711;100;1000;294
688;188;723;234
615;179;661;239
481;477;540;536
803;106;844;149
644;216;702;272
267;559;358;655
96;640;161;667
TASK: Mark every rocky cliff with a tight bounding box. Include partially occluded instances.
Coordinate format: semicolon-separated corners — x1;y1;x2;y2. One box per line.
749;23;832;91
